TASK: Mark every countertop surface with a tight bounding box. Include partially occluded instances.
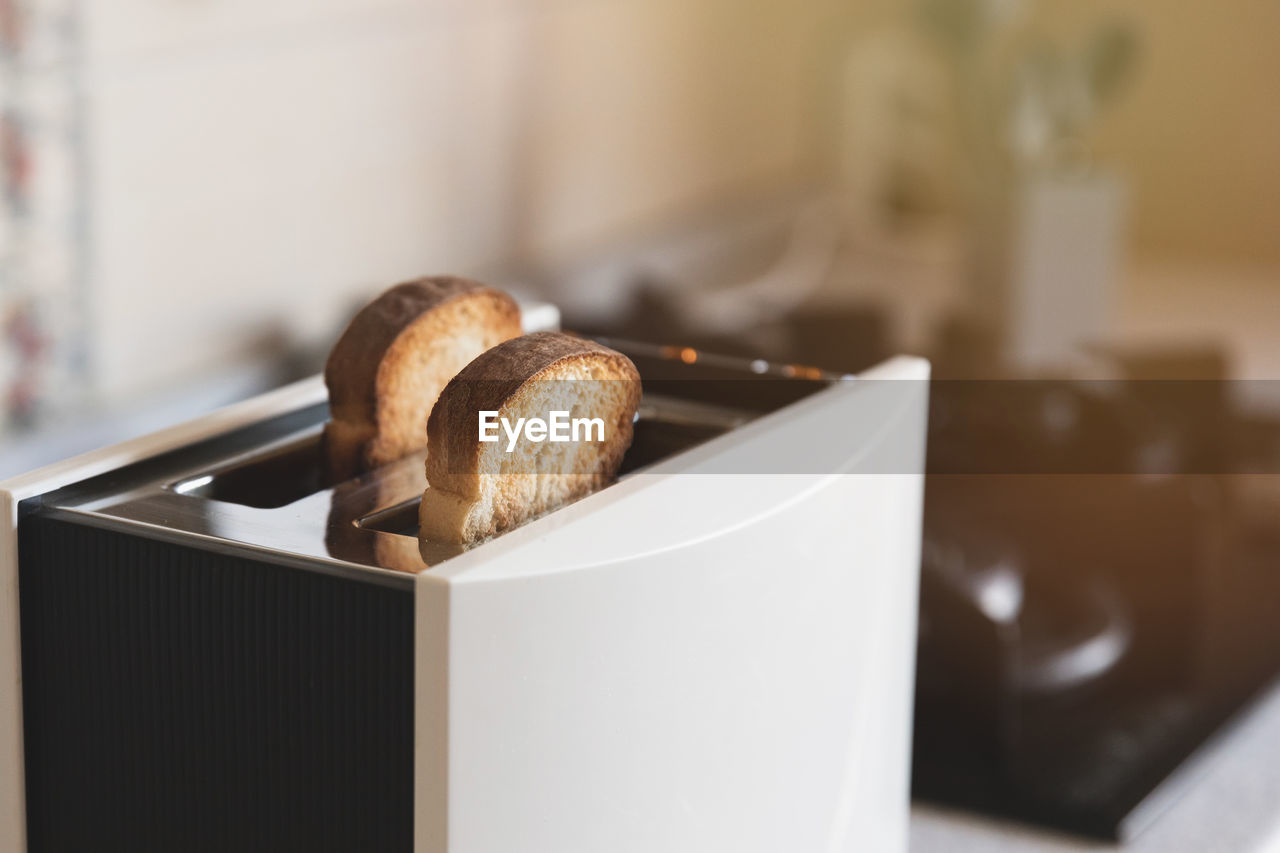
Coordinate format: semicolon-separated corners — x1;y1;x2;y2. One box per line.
910;678;1280;852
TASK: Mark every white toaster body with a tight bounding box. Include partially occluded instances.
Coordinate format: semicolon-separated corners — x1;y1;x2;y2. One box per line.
2;351;929;853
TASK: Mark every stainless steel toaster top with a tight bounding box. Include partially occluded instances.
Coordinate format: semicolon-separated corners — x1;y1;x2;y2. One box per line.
28;340;839;587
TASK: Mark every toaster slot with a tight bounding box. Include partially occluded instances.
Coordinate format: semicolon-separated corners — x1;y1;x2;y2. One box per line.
164;342;830;522
171;425;326;509
617;411;734;475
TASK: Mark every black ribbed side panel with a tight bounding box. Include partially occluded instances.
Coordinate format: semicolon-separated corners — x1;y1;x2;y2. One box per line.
18;514;414;853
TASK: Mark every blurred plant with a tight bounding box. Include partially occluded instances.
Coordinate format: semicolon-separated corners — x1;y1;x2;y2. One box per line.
1;296;46;429
913;0;1140;176
1008;22;1139;168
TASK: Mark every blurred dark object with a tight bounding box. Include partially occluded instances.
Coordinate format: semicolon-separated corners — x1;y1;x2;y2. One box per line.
1090;341;1232;475
568;276;891;374
929;315;1010;379
780;306;890;374
914;342;1280;840
916;474;1210;840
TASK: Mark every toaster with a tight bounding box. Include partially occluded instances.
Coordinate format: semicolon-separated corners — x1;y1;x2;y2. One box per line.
1;340;929;853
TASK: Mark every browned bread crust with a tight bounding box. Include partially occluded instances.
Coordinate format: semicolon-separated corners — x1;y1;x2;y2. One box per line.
419;331;642;543
322;277;521;480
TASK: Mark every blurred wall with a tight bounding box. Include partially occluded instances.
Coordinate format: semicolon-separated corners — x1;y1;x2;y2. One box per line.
839;0;1280;268
509;0;838;261
1037;0;1280;267
77;0;841;403
18;0;1277;415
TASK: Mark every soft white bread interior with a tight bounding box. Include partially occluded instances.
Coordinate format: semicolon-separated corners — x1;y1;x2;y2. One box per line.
418;331;642;544
322;277;522;481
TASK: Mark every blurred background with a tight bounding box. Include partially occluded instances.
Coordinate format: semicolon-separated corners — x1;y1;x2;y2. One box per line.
1;0;1276;473
3;0;1280;847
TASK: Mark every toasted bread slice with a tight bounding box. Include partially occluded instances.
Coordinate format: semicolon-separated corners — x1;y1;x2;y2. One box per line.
322;277;522;481
419;332;642;543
